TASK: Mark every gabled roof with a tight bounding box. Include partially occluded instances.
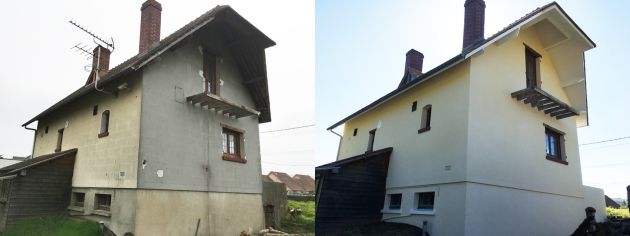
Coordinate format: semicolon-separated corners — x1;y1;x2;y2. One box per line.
0;148;77;175
292;174;315;192
316;147;393;171
268;171;304;191
328;2;595;130
23;5;275;127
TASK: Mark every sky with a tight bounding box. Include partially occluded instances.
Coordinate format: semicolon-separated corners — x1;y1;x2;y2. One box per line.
316;0;630;199
0;0;314;176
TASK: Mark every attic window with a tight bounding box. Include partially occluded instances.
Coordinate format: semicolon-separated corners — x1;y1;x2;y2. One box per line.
353;128;358;136
412;101;417;112
45;126;49;134
55;128;64;152
525;45;542;89
99;110;110;138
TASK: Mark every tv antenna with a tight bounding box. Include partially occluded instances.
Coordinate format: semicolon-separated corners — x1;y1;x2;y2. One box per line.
69;20;115;51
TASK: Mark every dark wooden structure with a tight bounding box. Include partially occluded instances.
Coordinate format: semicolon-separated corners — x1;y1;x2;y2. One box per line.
186;92;260;118
511;87;579;119
315;147;393;235
0;149;76;229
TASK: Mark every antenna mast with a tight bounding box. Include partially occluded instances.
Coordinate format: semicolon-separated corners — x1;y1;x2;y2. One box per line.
68;20;115;51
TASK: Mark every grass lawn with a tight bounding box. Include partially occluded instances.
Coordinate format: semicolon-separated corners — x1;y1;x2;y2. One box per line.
280;200;315;236
0;216;102;236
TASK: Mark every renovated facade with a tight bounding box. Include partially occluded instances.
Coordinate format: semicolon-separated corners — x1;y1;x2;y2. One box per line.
317;1;602;235
12;1;275;235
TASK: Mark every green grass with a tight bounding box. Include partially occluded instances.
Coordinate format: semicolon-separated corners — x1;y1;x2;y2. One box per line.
607;207;630;219
0;216;102;236
280;200;315;236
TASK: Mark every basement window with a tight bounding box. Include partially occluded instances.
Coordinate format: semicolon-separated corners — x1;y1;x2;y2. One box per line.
544;125;567;165
55;128;64;152
222;126;245;163
73;192;85;208
95;194;111;211
99;110;110;138
418;105;432;133
388;193;402;210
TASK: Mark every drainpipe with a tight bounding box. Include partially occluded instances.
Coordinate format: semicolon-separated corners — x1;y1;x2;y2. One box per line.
328;129;343;160
22;125;36;158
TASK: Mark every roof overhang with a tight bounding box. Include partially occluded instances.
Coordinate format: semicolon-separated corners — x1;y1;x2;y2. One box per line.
0;148;77;176
328;2;595;130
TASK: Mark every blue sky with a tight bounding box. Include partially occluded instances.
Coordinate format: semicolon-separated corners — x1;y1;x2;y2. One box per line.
316;0;630;199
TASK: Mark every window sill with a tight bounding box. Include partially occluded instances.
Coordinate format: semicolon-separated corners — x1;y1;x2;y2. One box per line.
418;127;431;134
93;209;111;217
410;209;435;215
68;206;84;212
98;131;109;138
381;209;402;214
546;156;568;165
222;155;247;164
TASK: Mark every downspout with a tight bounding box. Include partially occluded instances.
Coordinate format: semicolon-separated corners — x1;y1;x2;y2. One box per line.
22;125;36;158
328;129;342;161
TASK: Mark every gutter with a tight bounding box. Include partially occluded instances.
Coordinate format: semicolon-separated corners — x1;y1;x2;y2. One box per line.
22;125;36;158
329;129;343;160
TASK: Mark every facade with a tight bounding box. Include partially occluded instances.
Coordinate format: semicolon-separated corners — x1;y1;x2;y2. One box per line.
17;1;275;235
318;1;601;235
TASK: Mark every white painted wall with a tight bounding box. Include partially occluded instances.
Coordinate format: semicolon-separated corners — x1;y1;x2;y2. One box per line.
583;185;606;222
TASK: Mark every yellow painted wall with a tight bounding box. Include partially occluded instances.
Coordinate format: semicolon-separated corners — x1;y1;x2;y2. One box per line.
338;61;470;187
33;75;142;188
134;190;264;236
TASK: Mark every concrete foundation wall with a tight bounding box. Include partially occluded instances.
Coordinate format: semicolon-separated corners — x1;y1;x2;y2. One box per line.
134;190;264;236
583;185;606;222
69;188;137;236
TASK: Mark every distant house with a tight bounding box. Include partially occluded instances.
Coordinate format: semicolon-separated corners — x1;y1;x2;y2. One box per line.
606;195;621;208
293;174;315;194
267;171;305;195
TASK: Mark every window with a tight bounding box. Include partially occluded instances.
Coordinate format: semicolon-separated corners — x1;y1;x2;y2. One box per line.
545;125;566;164
353;128;358;136
55;128;64;152
73;192;85;207
367;129;376;152
94;194;111;211
99;110;110;138
388;193;402;210
419;105;432;133
222;127;245;163
45;126;49;134
92;105;98;116
525;45;541;89
203;50;219;95
416;192;435;210
411;101;417;112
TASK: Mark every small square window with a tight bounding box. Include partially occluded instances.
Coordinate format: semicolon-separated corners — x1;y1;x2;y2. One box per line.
416;192;435;210
73;192;85;207
95;194;111;211
388;193;402;210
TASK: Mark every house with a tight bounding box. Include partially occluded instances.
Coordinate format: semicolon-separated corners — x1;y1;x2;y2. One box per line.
2;0;275;235
267;171;305;195
316;1;603;235
292;174;315;194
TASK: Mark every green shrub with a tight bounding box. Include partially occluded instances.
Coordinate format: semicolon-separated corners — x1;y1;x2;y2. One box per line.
606;207;630;219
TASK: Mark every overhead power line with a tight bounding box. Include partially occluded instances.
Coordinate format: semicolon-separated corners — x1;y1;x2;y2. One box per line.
260;124;315;133
579;136;630;146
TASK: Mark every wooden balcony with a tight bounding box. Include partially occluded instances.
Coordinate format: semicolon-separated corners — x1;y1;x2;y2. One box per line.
511;87;579;120
186;92;260;119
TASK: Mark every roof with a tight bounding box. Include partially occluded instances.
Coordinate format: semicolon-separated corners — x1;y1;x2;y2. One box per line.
23;5;275;127
268;171;304;191
0;148;77;175
316;147;393;171
605;195;621;208
328;2;595;130
292;174;315;192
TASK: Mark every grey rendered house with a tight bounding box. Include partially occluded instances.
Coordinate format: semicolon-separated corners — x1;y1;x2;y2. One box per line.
5;0;275;235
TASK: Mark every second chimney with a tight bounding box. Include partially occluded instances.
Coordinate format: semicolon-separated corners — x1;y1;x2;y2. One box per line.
93;45;111;76
398;49;424;88
139;0;162;53
462;0;485;50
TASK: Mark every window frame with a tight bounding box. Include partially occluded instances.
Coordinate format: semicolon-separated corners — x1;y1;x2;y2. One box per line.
94;193;111;212
524;44;542;89
55;128;64;152
544;124;568;165
203;50;220;95
366;129;376;153
99;110;110;138
73;192;86;208
221;125;246;164
418;104;432;133
384;193;403;214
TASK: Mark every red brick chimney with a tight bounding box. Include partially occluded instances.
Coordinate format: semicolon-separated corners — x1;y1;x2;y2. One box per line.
139;0;162;53
398;49;424;88
92;45;110;75
462;0;485;50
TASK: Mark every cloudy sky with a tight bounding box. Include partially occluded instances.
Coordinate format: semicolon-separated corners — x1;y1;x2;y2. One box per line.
316;0;630;199
0;0;314;176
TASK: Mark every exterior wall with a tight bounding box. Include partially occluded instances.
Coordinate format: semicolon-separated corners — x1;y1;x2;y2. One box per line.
133;190;264;236
262;181;287;228
383;182;466;236
582;185;606;222
338;61;471;188
138;39;263;194
33;76;143;189
467;27;584;197
68;188;137;235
